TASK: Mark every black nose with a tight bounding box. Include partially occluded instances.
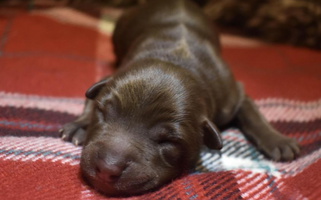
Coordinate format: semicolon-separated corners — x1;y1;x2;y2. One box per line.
95;156;127;183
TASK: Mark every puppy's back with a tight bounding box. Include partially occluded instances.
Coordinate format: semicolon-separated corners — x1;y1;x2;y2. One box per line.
113;0;219;62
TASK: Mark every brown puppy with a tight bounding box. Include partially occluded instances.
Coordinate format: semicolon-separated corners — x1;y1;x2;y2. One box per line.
60;0;300;196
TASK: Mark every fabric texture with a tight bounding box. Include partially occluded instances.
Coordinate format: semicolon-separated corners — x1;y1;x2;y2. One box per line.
0;8;321;200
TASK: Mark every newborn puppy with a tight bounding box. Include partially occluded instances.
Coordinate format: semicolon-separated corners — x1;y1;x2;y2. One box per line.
60;0;300;196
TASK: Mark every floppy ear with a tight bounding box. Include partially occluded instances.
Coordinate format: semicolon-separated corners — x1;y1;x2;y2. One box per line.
85;77;112;99
202;119;223;150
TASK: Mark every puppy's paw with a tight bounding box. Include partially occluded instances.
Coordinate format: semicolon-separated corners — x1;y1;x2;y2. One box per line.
59;122;87;146
260;135;300;162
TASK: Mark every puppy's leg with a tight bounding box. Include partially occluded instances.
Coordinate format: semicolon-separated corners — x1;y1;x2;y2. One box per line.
60;99;94;146
235;96;300;161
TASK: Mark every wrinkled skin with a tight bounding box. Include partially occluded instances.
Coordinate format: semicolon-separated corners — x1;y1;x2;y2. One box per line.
60;0;300;196
80;63;207;195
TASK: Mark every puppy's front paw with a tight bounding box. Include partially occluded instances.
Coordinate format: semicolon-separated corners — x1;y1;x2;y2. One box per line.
260;134;300;162
60;122;87;146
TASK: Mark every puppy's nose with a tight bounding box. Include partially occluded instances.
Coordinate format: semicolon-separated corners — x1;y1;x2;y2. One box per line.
95;157;127;182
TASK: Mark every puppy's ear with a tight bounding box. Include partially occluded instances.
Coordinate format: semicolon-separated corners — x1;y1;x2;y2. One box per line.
85;77;112;99
203;119;223;150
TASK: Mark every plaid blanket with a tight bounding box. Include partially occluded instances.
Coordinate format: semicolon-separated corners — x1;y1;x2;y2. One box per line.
1;8;321;200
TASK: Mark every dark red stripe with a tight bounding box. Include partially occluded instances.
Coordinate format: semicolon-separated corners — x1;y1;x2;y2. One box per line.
0;127;59;138
300;139;321;157
0;106;77;124
205;172;242;199
272;119;321;134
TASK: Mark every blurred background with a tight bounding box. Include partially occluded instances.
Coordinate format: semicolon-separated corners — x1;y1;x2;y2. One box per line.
1;0;320;49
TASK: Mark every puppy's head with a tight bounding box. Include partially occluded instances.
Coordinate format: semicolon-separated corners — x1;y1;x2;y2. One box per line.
81;63;222;196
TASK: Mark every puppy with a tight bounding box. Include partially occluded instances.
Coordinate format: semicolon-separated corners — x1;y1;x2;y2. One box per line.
60;0;300;196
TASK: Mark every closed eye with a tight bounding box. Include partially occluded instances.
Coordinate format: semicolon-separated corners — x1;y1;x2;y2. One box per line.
95;100;118;121
95;101;110;122
95;100;105;112
156;134;184;145
159;142;182;167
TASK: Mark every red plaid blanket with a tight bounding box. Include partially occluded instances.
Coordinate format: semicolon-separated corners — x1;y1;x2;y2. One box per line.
0;8;321;200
